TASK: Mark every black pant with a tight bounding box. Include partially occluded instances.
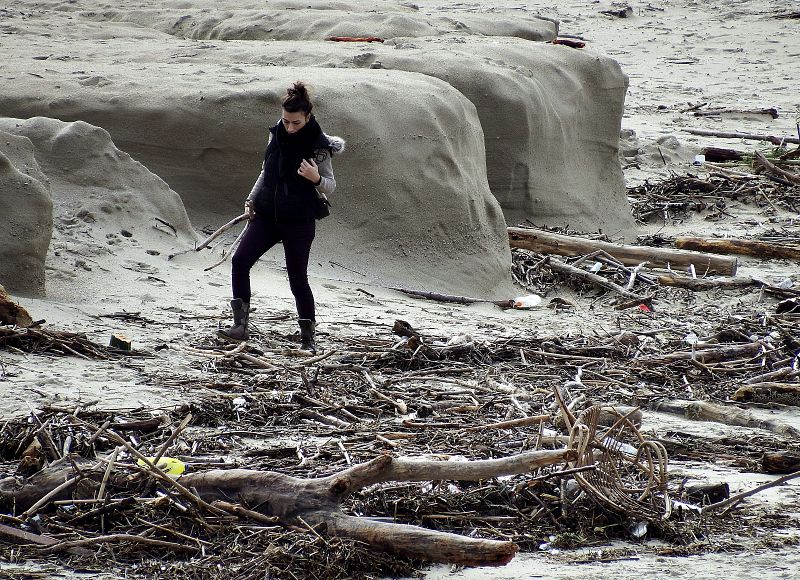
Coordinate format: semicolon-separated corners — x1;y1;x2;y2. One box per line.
231;215;316;320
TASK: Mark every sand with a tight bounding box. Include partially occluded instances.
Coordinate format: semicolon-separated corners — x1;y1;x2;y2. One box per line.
1;0;800;578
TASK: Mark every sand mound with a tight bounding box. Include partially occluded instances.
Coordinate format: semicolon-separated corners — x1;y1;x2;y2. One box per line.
0;1;633;299
0;131;52;296
0;117;196;300
211;37;633;234
77;3;557;42
0;67;513;297
0;117;194;241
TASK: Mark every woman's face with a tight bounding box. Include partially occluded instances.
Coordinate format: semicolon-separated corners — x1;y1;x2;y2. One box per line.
282;110;309;134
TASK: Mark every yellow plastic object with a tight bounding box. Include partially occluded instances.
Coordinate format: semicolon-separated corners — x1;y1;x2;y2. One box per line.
136;456;186;477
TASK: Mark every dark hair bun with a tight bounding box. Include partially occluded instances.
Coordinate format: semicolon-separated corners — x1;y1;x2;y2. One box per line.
283;81;313;114
287;81;308;99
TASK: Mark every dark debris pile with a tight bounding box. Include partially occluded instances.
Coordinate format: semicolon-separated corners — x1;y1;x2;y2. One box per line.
2;303;800;577
627;172;800;223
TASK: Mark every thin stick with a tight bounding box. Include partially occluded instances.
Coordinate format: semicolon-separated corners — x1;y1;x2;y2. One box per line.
139;520;214;547
295;349;337;367
204;222;249;272
702;469;800;515
196;213;248;251
213;501;282;526
41;533;200;554
152;413;192;465
23;460;104;517
87;420;112;447
94;426;227;516
546;256;649;301
96;446;120;502
463;415;550;432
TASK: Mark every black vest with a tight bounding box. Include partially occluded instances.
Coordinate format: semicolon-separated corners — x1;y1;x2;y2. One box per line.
253;117;331;224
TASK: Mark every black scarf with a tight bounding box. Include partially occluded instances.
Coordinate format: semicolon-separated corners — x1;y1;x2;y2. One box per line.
273;115;323;183
255;115;325;223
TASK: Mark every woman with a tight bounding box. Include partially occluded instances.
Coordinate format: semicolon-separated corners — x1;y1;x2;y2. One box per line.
219;82;344;353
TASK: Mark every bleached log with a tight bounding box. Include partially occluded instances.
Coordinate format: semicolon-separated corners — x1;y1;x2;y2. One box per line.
683;128;800;145
656;274;757;291
650;399;800;438
508;227;738;276
634;342;763;365
0;449;574;566
675;235;800;261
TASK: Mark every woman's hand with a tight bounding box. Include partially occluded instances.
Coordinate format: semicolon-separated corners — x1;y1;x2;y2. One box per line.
244;200;255;220
298;158;321;185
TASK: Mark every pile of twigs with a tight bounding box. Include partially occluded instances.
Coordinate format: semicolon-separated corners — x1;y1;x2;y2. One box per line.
0;326;148;359
2;300;800;576
627;172;799;223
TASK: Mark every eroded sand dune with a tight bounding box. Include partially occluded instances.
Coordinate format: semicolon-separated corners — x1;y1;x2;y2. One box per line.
0;117;194;299
0;131;52;296
0;0;632;299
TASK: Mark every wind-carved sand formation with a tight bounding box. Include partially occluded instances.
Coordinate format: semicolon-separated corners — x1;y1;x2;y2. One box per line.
0;0;633;299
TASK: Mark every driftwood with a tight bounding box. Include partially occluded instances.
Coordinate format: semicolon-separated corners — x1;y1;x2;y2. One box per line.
656;274;758;291
390;287;514;308
682;481;730;505
0;449;574;566
683;128;800;145
693;108;779;119
0;522;93;556
508;227;738;275
634;342;762;365
650;399;800;438
701;147;744;162
675;236;800;261
600;6;632;18
762;452;800;474
196;213;249;251
204;222;249;272
544;256;649;302
754;150;800;185
702;469;800;515
731;383;800;406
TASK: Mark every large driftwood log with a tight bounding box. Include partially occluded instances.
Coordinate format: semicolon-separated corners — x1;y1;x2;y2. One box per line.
683;128;800;145
656;274;758;291
763;452;800;474
675;236;800;261
650;399;800;438
0;449;574;566
634;342;763;365
731;382;800;406
508;227;738;275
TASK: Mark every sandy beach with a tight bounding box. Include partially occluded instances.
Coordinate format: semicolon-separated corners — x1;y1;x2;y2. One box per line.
1;1;799;578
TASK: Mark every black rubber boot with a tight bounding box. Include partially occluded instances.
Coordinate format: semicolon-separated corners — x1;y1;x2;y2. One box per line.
218;298;249;342
298;318;316;354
